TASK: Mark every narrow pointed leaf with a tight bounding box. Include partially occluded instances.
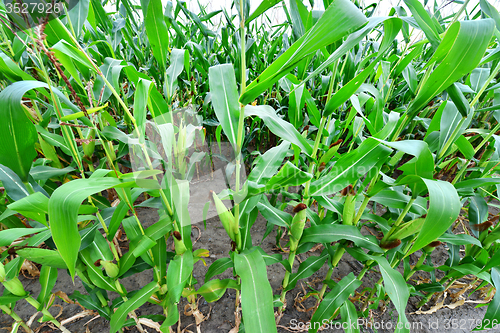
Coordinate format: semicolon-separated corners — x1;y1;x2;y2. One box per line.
234;248;277;333
309;138;392;196
209;64;240;148
245;105;313;155
309;273;361;333
240;0;367;104
110;281;159;333
49;178;126;278
407;20;494;118
300;224;383;253
145;0;169;70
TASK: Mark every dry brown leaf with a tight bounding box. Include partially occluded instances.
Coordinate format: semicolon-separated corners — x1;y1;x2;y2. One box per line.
228;307;241;333
60;310;96;326
54;291;76;305
21;260;39;277
138;318;162;332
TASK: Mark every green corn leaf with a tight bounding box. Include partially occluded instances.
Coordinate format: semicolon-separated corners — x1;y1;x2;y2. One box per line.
247;141;290;184
374;257;410;333
407;19;495;119
403;0;441;49
49;178;127;279
0;51;34;81
455;178;500;190
257;197;292;228
300;17;394;88
166;251;193;303
0;295;27;306
16;248;67;269
88;233;115;263
299;224;383;253
44;17;79;46
145;0;169;71
68;0;90;38
267;161;312;188
399;177;461;255
165;48;188;100
438;233;482;247
160;294;179;329
52;40;94;70
0;227;47;247
247;0;284;23
240;0;367;104
480;0;500;31
134;78;153;143
131;235;157;258
245;105;313;155
377;139;434;195
285;249;329;291
234;248;277;333
0;83;39;182
340;300;360;333
29;166;74;181
196;279;239;303
117;252;138;278
7;192;49;225
93;58;125;104
171;179;192;249
79;248;118;292
446;83;470;118
389;218;425;241
309;138;392;196
70;291;111;320
209;64;240;149
455;135;475;160
323;18;402;117
0;165;31;201
475;267;500;330
110;281;159;333
205;257;234;283
309;272;361;333
371;190;427;215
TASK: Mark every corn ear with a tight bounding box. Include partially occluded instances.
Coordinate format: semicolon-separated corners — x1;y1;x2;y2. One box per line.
289;204;307;250
388;218;425;242
342;194;355;226
211;191;236;241
82;129;96;158
3;278;27;296
0;262;5;282
101;261;120;278
174;237;188;255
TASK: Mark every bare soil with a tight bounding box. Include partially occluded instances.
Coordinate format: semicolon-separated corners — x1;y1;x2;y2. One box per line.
0;154;494;332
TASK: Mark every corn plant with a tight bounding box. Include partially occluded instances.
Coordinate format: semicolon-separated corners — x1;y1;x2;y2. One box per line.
0;0;500;332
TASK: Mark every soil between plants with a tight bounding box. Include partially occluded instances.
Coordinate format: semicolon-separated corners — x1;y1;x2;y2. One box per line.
0;182;492;333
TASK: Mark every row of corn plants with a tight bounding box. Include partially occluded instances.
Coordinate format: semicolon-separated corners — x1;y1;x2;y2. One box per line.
0;0;500;332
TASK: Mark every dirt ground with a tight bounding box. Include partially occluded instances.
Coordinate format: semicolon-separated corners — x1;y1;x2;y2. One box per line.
0;153;493;332
0;204;490;333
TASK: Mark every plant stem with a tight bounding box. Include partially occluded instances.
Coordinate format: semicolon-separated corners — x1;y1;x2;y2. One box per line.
353;195;371;226
279;249;296;311
451;62;500;183
0;305;32;333
382;198;415;242
317;245;345;303
280;115;328;312
25;296;69;332
449;0;470;26
317;267;334;301
234;0;247;253
417;277;455;308
406;252;427;281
